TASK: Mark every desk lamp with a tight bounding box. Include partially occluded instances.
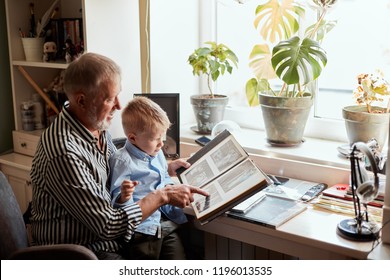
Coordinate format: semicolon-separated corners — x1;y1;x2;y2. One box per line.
337;142;381;241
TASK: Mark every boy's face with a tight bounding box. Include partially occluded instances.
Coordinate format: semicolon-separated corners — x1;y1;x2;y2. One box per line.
129;127;166;157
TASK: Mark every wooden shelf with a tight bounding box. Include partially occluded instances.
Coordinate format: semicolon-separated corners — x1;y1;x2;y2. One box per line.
13;60;69;69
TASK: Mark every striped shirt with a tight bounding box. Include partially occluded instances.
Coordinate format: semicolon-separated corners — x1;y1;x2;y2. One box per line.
30;105;142;254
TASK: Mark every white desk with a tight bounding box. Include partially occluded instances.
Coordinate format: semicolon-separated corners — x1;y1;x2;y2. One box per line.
180;141;386;260
186;206;378;260
368;242;390;260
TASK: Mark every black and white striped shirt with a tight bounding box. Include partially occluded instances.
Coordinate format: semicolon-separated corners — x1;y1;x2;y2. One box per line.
30;105;142;254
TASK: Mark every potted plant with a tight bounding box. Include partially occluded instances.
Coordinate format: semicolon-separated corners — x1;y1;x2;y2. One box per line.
245;0;337;146
343;70;390;150
188;41;239;134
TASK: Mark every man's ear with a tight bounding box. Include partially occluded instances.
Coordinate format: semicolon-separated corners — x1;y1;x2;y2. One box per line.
75;92;86;109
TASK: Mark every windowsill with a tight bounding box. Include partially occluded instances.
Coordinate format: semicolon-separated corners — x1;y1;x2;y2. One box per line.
180;123;351;170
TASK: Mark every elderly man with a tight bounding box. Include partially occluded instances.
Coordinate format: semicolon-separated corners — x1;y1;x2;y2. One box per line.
30;52;207;260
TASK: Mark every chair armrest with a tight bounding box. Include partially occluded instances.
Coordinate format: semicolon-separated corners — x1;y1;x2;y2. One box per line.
9;244;98;260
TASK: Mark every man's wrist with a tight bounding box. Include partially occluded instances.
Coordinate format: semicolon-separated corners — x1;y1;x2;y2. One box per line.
155;188;170;205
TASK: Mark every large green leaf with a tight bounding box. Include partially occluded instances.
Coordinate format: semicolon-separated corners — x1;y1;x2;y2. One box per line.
254;0;305;44
271;36;327;85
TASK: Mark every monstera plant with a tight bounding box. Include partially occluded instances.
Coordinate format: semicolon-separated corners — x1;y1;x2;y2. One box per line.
245;0;337;146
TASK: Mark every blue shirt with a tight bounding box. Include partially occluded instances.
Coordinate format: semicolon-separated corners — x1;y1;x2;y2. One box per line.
109;140;187;236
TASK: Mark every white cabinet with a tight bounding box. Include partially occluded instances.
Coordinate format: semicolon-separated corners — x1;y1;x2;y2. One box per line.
0;153;33;213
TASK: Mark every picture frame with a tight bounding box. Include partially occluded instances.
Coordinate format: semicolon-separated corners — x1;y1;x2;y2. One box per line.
133;93;180;159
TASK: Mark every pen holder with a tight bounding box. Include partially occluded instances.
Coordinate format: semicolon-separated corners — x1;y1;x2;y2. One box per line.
21;37;44;62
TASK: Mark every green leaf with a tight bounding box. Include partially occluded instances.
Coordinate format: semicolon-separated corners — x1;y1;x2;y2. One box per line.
197;47;211;57
245;78;275;106
209;60;219;74
271;36;327;85
225;50;239;68
211;70;220;82
226;63;233;74
245;78;260;106
220;63;226;75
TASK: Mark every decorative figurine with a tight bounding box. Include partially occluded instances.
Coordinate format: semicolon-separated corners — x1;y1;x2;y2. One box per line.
43;41;57;62
64;39;78;63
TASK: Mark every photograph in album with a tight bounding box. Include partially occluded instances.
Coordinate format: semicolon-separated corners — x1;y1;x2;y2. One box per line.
177;130;271;224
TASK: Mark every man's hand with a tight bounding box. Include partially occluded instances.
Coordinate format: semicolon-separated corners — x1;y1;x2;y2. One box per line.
162;184;209;208
167;159;190;176
137;183;208;221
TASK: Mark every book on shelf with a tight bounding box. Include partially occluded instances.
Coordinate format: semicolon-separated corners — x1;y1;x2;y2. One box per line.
46;18;83;60
176;130;271;225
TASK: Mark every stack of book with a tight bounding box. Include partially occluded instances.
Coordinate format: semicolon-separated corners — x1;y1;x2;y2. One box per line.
313;183;384;223
322;183;384;208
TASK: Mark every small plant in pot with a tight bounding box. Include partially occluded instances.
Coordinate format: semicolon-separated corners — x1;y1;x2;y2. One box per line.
188;41;239;134
245;0;337;146
343;70;390;150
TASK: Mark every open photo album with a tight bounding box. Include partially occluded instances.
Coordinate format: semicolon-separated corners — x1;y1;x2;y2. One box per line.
176;130;271;224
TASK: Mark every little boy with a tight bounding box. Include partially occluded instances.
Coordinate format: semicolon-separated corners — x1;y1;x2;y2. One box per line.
109;96;188;259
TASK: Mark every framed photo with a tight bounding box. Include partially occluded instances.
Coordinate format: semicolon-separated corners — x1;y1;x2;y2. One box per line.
133;93;180;159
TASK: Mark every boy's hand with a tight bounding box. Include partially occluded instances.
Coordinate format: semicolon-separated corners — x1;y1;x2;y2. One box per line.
118;179;139;204
168;159;190;176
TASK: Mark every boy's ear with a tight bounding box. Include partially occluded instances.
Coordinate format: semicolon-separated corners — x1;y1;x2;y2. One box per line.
127;132;137;144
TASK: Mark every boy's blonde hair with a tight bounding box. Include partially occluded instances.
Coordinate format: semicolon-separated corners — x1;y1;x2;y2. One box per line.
121;96;171;135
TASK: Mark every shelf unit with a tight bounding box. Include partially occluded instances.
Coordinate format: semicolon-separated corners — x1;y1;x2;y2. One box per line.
1;0;142;212
7;0;83;133
0;0;85;212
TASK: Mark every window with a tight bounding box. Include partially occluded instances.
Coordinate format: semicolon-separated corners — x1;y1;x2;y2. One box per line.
150;0;390;142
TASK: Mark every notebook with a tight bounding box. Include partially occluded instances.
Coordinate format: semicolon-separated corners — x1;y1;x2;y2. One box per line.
226;194;307;229
225;177;322;228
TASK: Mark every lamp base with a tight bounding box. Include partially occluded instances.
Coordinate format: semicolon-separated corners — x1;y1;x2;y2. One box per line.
337;218;380;241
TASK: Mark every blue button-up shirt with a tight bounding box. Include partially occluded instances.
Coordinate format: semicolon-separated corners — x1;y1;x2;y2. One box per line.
109;140;187;236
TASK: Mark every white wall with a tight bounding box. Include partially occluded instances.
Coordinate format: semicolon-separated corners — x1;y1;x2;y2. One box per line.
84;0;142;138
149;0;199;127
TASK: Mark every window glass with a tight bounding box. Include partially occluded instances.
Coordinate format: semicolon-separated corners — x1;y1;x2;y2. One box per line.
212;0;390;139
150;0;390;141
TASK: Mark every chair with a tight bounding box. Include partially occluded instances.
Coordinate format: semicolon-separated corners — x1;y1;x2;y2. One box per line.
0;171;98;260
